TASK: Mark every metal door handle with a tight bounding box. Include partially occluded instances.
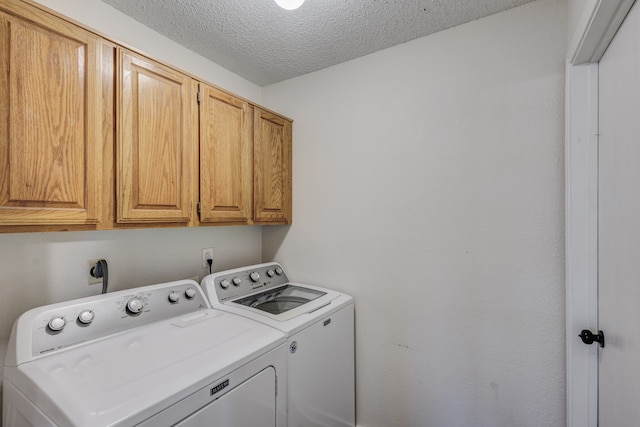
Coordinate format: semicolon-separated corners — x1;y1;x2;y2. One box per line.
579;329;605;347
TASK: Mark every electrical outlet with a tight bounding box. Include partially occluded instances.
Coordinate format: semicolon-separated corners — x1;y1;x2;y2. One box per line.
87;259;103;285
202;248;213;269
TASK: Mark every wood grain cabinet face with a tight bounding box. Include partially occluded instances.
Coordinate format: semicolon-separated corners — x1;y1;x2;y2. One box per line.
0;5;102;225
117;49;193;223
253;108;292;224
198;84;252;224
0;0;293;232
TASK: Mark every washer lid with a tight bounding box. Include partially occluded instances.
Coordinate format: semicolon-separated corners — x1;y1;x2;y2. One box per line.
234;284;326;314
3;309;284;427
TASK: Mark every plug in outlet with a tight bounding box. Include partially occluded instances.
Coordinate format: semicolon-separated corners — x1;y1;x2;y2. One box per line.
202;248;213;269
87;259;103;285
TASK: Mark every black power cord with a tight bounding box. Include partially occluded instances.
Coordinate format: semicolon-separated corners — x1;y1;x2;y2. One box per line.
207;258;213;274
90;259;109;294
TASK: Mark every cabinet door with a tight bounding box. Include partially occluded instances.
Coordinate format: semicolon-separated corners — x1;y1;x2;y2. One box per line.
0;3;102;225
117;49;193;223
198;84;252;224
253;108;292;224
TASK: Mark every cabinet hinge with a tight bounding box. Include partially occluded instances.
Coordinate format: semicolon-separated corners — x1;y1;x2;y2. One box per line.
197;90;202;104
197;201;201;215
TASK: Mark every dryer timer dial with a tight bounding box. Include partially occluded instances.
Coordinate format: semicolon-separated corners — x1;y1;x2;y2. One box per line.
185;288;197;299
47;316;66;332
126;298;144;315
78;310;94;325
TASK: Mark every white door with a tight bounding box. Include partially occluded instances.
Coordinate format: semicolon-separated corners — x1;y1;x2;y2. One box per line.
597;1;640;424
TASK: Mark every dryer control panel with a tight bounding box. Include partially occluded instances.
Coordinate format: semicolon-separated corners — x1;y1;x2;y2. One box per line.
205;263;290;303
10;280;209;362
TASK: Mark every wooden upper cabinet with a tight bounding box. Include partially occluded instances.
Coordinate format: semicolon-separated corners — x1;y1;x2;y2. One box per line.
198;83;252;224
0;3;102;225
117;48;193;223
253;108;292;224
0;0;293;232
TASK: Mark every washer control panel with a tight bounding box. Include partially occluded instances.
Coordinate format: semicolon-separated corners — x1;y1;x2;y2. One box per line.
27;280;208;358
208;263;289;303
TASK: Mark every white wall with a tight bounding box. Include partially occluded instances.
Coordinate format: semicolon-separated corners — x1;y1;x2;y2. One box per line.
0;0;265;420
262;0;566;425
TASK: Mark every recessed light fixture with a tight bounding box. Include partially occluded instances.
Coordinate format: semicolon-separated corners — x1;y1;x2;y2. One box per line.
274;0;304;10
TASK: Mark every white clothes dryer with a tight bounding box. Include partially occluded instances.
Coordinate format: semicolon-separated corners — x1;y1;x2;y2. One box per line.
202;263;355;427
3;279;287;427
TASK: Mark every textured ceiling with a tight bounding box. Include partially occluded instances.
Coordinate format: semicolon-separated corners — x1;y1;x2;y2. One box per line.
101;0;535;86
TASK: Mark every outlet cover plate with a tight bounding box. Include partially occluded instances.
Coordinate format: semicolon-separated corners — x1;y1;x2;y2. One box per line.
202;248;213;269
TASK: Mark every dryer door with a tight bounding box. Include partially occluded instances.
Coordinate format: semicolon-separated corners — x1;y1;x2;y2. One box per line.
176;367;276;427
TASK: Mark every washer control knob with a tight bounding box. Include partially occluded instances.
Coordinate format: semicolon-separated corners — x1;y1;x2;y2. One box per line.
47;316;66;332
249;272;260;282
126;298;144;315
185;288;196;300
77;310;94;325
168;292;180;304
232;277;242;286
275;267;283;275
266;269;275;277
220;279;231;290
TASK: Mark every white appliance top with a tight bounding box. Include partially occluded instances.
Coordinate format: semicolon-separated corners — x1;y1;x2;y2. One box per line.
3;280;285;427
201;263;353;333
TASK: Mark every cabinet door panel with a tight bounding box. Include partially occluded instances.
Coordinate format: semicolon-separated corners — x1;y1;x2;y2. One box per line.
254;108;292;224
117;49;192;223
199;84;252;224
0;6;102;225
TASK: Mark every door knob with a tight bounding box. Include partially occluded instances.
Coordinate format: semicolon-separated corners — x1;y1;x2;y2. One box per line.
579;329;605;347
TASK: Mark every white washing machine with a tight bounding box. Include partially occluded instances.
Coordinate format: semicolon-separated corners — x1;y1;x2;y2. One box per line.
3;279;287;427
201;263;355;427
